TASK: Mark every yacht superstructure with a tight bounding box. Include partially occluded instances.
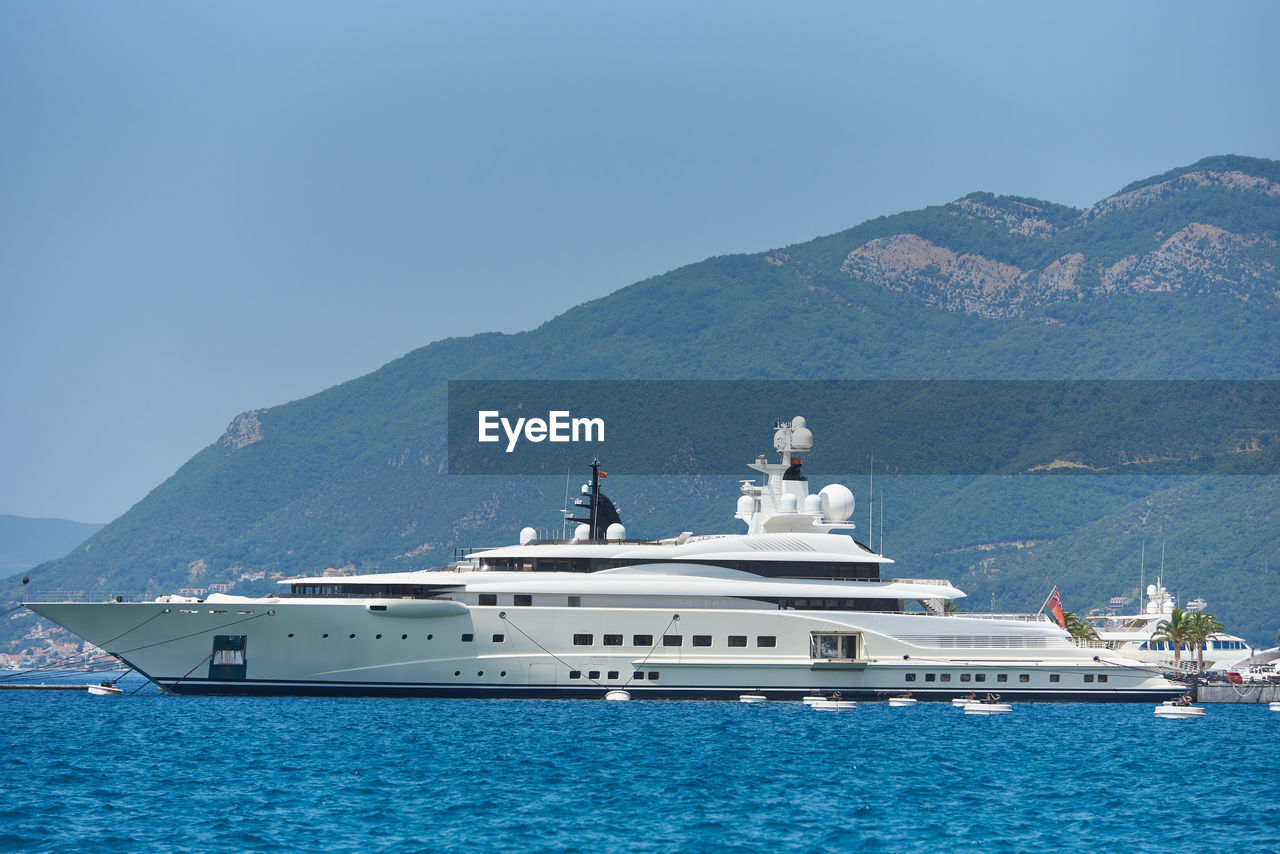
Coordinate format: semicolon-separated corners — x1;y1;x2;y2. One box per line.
28;417;1182;701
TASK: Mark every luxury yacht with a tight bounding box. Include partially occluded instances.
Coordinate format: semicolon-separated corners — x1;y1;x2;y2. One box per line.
28;417;1182;701
1087;581;1256;673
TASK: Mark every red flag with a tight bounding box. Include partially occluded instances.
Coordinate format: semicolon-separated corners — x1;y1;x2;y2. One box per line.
790;457;802;466
598;471;607;479
1047;588;1066;629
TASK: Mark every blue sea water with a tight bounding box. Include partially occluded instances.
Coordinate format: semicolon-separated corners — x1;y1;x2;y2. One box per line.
2;673;1277;853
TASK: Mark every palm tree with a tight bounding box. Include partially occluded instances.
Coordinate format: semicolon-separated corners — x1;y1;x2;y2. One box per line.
1184;611;1226;672
1152;607;1191;665
1062;611;1099;641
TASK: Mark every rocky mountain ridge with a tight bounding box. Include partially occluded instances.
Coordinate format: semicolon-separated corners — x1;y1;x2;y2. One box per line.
837;162;1280;319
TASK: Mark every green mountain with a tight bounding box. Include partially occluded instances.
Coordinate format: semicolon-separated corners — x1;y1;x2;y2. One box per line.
12;155;1280;646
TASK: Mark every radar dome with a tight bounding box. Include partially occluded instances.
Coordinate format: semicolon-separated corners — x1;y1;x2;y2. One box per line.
573;523;590;542
737;495;755;516
1146;584;1157;596
519;526;537;545
606;523;627;541
780;493;798;513
790;416;813;451
819;483;855;522
803;494;822;514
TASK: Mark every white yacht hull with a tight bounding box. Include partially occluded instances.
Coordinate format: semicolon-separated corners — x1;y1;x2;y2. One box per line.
29;598;1184;702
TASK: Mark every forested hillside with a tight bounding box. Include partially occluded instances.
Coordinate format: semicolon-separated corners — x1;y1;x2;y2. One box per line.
12;155;1280;645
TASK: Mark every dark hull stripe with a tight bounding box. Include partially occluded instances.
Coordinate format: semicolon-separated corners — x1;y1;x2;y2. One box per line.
158;679;1186;703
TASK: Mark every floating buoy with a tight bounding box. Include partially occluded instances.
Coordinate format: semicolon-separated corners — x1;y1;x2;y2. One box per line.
738;693;767;704
604;689;631;702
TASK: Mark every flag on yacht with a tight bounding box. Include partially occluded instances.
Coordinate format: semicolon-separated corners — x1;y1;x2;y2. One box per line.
1047;587;1066;628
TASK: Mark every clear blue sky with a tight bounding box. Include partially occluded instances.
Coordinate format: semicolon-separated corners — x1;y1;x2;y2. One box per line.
2;1;1278;523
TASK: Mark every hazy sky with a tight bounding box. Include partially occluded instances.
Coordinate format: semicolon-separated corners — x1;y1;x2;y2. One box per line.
3;1;1278;523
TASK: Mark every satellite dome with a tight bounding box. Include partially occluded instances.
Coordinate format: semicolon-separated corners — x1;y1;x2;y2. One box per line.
803;494;822;514
573;523;590;542
737;494;755;516
819;483;855;522
606;523;627;541
780;493;798;513
519;526;537;545
790;416;813;451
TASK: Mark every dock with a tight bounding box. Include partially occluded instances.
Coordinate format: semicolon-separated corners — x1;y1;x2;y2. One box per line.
1198;683;1280;704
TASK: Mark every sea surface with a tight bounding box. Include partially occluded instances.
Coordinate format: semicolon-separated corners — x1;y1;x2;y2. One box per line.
2;671;1277;853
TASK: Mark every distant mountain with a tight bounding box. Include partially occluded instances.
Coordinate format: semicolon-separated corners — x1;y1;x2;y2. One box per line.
0;515;102;576
11;155;1280;645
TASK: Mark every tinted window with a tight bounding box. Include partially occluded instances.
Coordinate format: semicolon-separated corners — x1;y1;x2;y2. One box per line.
573;634;593;645
756;636;777;648
633;635;653;646
692;635;712;647
727;636;747;647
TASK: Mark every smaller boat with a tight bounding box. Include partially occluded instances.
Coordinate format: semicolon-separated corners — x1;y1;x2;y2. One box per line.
603;689;632;702
802;694;829;705
1155;703;1205;718
1269;701;1280;712
951;693;980;708
738;693;768;704
809;699;858;711
964;702;1012;715
808;691;856;710
964;694;1011;714
87;682;123;696
888;696;918;707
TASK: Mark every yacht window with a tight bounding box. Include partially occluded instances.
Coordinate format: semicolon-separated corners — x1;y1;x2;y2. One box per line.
603;634;623;646
975;674;986;683
634;671;645;680
925;673;936;682
478;594;497;606
811;633;859;660
940;674;951;682
492;634;504;643
568;596;581;607
608;671;619;679
573;634;593;646
692;635;712;647
633;635;653;647
997;674;1008;683
1050;674;1060;683
757;636;777;648
663;635;682;647
1097;674;1108;683
960;674;971;682
1084;674;1094;683
648;672;659;681
569;671;581;679
905;673;917;682
1019;674;1030;683
588;671;600;680
514;594;532;606
461;634;474;643
728;636;747;648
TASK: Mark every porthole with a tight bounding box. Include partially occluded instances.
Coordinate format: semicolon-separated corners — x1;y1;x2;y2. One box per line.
427;634;433;640
322;633;329;638
500;671;507;677
375;634;382;640
287;633;294;638
477;671;484;677
349;633;356;639
401;634;408;640
454;670;461;676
